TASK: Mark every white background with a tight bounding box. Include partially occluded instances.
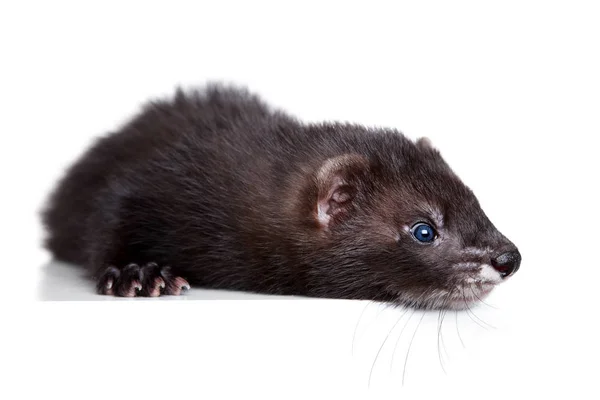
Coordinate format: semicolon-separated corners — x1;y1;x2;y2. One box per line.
1;1;599;399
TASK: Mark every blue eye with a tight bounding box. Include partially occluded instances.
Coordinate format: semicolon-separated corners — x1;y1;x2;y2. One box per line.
411;223;436;243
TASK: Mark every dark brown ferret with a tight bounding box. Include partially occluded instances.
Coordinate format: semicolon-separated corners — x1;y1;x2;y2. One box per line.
42;84;520;309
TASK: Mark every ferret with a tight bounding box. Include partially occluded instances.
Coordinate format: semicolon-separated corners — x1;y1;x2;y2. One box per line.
41;84;521;310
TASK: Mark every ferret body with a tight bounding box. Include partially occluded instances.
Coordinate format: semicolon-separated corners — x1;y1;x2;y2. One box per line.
42;84;520;309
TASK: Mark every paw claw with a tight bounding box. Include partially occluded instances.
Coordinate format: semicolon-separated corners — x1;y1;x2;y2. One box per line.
104;279;115;295
97;263;188;297
174;277;190;290
147;277;165;297
96;267;120;295
166;277;191;295
123;281;142;297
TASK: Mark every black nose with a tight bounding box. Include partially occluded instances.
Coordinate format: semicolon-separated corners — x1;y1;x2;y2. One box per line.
491;250;521;278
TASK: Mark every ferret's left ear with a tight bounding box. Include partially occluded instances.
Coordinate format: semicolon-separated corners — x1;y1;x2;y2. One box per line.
314;154;370;230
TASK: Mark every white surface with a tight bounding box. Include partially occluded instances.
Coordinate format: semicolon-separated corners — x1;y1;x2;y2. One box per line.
38;261;296;301
33;260;598;399
2;1;600;399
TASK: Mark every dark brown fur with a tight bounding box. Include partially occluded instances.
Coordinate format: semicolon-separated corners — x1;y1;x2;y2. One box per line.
42;84;519;309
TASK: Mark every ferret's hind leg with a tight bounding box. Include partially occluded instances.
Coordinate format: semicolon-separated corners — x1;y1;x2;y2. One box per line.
96;262;190;297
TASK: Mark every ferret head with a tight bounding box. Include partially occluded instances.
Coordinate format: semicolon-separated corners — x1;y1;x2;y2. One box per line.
308;133;520;310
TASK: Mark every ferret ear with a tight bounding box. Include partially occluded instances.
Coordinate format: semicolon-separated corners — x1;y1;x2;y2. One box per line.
416;136;436;151
315;154;370;230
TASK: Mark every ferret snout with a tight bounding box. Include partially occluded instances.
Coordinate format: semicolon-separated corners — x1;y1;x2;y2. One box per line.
491;249;521;278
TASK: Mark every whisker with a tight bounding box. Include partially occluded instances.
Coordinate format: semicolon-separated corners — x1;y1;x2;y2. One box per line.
352;300;373;356
463;296;496;329
402;312;426;386
463;294;496;330
462;295;489;330
437;292;453;374
455;310;466;348
368;306;409;387
440;306;450;359
389;308;416;371
469;309;496;330
437;308;446;374
469;286;498;310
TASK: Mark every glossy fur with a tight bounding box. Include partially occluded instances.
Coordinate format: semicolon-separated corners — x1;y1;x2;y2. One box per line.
42;84;519;309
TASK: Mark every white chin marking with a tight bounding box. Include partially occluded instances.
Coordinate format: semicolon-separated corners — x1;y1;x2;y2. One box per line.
395;262;502;309
478;263;502;283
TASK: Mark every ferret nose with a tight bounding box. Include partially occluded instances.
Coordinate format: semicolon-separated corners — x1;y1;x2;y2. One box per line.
491;250;521;278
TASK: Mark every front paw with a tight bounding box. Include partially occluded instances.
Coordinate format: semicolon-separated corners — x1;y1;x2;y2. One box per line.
96;263;190;297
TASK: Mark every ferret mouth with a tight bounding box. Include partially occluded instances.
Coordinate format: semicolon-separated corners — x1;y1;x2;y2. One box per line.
445;284;495;310
395;283;496;310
